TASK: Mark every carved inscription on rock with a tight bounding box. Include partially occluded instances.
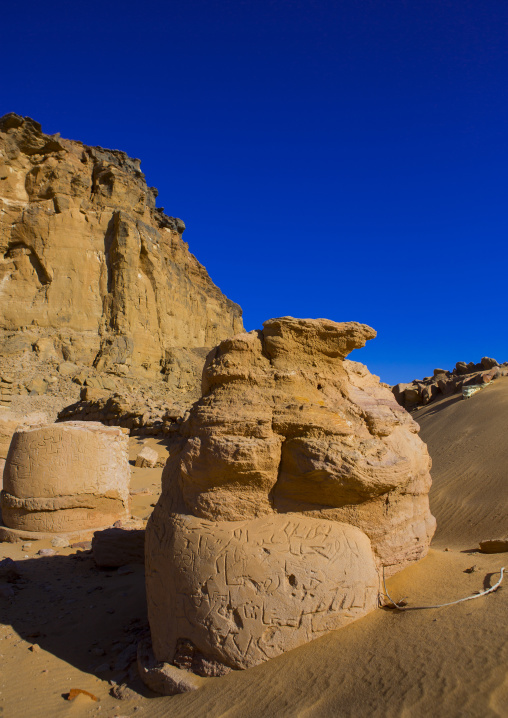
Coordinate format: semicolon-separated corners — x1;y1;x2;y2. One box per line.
146;513;379;670
1;421;130;533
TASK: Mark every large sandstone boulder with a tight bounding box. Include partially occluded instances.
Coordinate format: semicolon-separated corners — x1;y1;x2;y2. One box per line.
144;317;435;684
0;421;130;540
0;113;242;379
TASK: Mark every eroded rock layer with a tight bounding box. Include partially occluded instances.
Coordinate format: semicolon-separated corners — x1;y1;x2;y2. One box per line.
0;113;242;376
145;317;435;674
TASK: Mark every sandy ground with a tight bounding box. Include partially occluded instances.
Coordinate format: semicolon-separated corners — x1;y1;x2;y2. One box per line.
414;376;508;549
1;389;507;718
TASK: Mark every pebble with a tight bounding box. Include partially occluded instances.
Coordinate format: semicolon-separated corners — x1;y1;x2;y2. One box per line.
71;541;92;550
37;548;56;557
51;536;70;548
109;683;136;701
117;565;135;576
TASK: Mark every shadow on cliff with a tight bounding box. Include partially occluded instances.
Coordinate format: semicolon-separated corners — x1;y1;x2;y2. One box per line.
1;550;156;697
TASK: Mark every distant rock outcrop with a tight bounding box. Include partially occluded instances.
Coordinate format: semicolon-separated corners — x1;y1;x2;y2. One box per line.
143;318;435;686
393;357;507;409
0;113;243;379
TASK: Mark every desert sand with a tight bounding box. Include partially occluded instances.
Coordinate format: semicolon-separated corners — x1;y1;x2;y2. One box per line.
1;381;507;718
416;376;508;549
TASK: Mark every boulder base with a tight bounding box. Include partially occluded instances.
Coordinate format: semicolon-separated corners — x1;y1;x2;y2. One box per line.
146;513;379;671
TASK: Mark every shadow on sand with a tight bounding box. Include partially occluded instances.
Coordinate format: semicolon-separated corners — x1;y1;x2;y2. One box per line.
411;393;463;421
1;550;156;698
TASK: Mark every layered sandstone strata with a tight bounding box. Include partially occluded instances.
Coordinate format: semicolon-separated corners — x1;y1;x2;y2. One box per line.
144;317;435;686
0;421;130;539
0;113;242;377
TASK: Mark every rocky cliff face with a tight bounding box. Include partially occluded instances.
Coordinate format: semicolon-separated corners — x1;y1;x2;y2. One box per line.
0;113;243;377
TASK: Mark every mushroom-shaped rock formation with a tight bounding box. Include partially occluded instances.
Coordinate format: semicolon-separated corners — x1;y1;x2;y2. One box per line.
0;421;130;541
144;318;435;684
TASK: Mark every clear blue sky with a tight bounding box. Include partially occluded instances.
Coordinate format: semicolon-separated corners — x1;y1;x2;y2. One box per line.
2;1;507;383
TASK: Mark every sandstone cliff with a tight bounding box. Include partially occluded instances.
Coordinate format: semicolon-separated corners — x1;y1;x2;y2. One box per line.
0;113;243;379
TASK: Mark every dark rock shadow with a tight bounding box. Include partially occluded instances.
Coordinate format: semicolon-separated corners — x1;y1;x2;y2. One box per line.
483;572;503;592
0;551;156;698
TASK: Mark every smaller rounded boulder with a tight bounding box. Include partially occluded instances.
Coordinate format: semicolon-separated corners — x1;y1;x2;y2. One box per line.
1;421;130;540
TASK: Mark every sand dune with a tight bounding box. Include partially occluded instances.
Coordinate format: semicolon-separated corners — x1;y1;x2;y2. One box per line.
416;375;508;548
1;389;507;718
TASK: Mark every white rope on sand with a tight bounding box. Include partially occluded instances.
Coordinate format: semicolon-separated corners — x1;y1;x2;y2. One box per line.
381;566;505;611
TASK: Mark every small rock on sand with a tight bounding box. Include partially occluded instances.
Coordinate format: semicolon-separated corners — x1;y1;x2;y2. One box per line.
51;536;70;548
479;538;508;554
71;541;92;550
117;564;137;575
135;445;159;468
110;683;137;700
